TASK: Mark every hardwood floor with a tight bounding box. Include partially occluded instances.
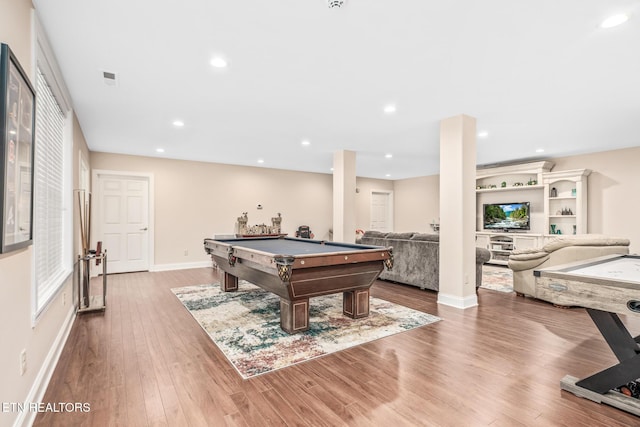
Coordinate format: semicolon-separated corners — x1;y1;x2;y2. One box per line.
34;268;640;426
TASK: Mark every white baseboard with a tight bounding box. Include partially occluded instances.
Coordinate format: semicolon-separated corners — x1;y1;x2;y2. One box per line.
14;306;75;427
437;292;478;309
150;260;212;272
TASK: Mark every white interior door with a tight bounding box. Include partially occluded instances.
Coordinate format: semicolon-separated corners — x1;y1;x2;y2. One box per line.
370;191;393;232
97;174;150;273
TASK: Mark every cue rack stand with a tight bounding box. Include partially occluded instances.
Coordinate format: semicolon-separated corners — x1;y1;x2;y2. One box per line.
75;190;107;313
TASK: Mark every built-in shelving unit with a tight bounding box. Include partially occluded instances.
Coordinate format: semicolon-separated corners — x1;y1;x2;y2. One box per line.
476;161;554;192
543;169;591;236
475;162;591;265
475;185;544;193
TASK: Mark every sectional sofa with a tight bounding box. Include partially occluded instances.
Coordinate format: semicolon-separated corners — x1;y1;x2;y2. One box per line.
360;231;491;291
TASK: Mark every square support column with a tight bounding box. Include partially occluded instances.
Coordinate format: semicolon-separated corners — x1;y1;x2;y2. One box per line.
333;150;356;243
437;115;478;309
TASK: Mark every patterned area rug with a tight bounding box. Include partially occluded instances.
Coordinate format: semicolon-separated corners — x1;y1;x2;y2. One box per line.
480;264;514;293
172;281;441;379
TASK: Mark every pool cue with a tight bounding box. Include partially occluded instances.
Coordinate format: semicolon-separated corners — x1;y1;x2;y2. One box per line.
86;192;91;254
78;191;86;254
79;191;90;307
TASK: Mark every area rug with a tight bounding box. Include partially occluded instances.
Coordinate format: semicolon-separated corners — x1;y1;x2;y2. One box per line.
172;281;441;379
480;264;514;293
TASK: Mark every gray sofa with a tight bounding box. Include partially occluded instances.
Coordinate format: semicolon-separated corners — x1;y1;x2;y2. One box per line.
361;231;491;291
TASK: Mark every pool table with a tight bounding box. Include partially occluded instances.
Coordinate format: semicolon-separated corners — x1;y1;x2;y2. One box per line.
534;254;640;415
203;236;393;334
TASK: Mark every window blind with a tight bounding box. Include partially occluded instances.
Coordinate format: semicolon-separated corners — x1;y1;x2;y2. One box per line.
34;68;66;314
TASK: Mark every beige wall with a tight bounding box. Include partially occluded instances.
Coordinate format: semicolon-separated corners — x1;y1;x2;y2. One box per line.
93;149;603;272
0;4;92;426
90;153;390;267
392;146;640;253
393;174;440;232
551;146;640;253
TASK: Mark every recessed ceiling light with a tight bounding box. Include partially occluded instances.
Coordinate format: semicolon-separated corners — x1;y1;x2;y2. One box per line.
536;148;545;153
173;120;184;127
385;174;391;178
301;140;311;146
478;131;489;138
383;104;397;114
257;159;264;164
210;56;228;68
600;14;629;28
330;167;334;171
156;148;165;153
385;153;393;159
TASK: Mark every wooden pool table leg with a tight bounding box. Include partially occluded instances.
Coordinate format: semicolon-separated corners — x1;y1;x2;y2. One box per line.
220;272;238;292
343;289;370;319
280;298;310;334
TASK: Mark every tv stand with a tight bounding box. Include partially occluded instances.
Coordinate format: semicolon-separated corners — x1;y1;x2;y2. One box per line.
476;232;542;265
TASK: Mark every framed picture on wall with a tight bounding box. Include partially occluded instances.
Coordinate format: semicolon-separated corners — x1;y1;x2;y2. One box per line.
0;43;35;253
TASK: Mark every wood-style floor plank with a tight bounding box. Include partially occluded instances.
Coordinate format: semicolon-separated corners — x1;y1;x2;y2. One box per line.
34;267;640;426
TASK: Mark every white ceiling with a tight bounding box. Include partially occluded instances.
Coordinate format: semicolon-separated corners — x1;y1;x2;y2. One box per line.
33;0;640;180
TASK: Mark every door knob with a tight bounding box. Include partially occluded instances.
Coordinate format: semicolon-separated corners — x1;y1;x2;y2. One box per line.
140;227;148;231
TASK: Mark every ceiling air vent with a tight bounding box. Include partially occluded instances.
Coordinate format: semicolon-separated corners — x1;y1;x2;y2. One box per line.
102;71;117;86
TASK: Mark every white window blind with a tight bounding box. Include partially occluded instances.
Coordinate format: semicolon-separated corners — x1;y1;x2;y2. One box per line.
34;68;67;314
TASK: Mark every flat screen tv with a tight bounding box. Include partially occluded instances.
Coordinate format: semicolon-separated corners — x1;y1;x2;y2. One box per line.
483;202;530;232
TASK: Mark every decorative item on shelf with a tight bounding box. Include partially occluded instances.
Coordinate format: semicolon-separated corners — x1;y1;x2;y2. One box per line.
430;219;440;233
550;187;557;197
236;212;284;236
527;177;537;185
556;229;562;235
236;212;248;233
573;225;577;235
501;181;507;188
571;188;577;197
513;182;524;187
271;212;282;231
550;224;557;234
556;210;562;215
476;185;483;190
489;184;497;189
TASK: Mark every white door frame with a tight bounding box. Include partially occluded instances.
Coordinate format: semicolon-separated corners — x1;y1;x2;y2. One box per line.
91;169;155;273
370;189;394;232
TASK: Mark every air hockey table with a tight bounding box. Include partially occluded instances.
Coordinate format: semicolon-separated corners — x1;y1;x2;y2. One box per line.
534;254;640;415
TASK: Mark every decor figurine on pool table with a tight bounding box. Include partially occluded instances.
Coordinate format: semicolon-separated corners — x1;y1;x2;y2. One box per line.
235;212;284;237
204;236;393;334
